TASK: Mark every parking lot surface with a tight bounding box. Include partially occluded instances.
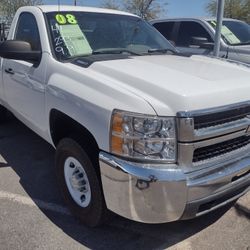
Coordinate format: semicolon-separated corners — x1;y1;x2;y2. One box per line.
0;117;249;250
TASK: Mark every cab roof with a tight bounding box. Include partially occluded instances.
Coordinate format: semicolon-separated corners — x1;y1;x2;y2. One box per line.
36;5;137;17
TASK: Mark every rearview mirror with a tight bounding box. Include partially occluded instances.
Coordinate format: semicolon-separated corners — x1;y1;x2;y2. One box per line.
191;37;214;50
0;40;42;64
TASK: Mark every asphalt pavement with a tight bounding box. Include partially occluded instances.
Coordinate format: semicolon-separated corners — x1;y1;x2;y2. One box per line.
0;115;249;250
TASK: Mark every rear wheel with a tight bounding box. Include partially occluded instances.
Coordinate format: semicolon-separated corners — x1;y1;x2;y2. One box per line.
55;138;106;227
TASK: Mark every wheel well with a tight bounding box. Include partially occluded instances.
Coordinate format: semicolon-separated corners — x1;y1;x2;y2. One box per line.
50;109;100;167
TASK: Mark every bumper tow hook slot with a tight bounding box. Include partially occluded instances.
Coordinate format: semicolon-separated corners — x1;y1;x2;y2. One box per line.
136;175;157;190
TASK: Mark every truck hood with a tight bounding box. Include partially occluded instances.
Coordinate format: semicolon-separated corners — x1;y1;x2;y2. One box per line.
87;55;250;116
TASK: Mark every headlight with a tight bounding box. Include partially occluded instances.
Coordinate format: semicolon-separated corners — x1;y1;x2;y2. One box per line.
110;110;177;163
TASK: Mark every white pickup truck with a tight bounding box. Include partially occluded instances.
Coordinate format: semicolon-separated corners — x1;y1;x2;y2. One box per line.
0;5;249;227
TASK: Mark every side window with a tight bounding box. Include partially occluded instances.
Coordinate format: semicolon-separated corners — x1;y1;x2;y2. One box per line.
176;21;213;47
15;12;41;51
153;22;175;40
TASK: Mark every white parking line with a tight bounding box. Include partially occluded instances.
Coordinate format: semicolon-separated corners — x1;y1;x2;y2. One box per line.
0;190;71;216
167;240;193;250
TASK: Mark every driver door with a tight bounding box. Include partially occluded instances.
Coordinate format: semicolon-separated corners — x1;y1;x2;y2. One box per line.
2;12;47;134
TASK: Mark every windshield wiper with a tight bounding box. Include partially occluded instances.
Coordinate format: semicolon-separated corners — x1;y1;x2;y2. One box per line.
234;41;250;46
66;49;141;62
92;49;141;56
147;48;178;55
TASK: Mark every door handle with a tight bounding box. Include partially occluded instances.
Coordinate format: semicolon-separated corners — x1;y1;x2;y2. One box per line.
5;68;14;75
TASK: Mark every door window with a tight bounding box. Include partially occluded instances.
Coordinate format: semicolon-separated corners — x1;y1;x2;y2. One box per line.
153;21;175;40
176;21;213;47
15;12;41;51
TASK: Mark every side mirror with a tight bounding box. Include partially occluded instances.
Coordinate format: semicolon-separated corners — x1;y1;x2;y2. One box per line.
191;37;214;50
0;40;41;64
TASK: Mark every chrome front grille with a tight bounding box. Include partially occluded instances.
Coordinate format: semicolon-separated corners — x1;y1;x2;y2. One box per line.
177;101;250;170
193;135;250;163
193;105;250;129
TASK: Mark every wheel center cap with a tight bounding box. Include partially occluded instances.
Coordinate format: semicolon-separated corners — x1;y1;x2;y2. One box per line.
70;175;81;190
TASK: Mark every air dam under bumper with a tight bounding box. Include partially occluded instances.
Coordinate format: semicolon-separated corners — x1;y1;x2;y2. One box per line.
99;152;250;223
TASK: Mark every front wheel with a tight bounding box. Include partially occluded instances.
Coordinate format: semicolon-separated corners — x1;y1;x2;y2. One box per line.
55;138;106;227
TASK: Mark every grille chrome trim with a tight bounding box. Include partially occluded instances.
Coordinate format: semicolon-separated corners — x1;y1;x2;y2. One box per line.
177;115;250;142
179;142;250;172
193;136;250;163
177;101;250;169
177;101;250;118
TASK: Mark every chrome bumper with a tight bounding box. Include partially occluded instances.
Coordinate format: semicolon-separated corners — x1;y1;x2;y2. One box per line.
99;152;250;223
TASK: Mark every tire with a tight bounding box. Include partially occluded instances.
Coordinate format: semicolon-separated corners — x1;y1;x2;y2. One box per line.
55;138;107;227
0;105;7;122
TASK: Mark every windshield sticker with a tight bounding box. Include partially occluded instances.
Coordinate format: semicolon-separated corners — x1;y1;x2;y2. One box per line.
210;21;216;27
50;20;92;57
58;24;92;57
55;14;78;25
51;13;92;57
210;21;241;45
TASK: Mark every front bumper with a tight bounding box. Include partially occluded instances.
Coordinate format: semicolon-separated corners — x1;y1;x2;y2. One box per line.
99;152;250;223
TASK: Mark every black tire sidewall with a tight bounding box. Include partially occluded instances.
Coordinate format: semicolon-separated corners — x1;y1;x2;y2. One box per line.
56;138;105;227
0;105;7;122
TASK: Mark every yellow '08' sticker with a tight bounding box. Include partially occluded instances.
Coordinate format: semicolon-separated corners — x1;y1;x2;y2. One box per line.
55;14;78;25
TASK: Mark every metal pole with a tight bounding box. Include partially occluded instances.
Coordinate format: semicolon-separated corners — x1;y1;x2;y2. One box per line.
213;0;225;57
74;0;77;6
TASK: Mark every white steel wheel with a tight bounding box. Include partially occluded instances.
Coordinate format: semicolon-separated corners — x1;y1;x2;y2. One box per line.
56;137;107;227
64;157;91;208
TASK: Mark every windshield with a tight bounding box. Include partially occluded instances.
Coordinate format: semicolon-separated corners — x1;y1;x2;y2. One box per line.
207;20;250;46
46;11;176;60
